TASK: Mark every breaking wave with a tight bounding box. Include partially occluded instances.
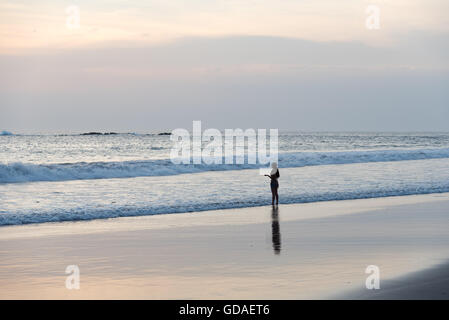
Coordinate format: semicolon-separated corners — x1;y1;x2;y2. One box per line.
2;147;449;184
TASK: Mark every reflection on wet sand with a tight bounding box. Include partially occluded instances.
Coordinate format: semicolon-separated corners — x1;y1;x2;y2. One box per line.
271;206;281;254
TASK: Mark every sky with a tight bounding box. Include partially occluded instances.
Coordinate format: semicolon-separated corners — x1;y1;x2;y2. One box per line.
0;0;448;133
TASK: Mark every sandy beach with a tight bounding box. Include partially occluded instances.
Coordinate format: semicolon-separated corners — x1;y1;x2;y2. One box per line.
1;193;449;299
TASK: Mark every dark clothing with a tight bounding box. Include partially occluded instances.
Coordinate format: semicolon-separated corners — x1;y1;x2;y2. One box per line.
270;169;279;189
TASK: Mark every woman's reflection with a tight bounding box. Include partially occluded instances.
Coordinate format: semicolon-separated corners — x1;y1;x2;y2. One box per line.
271;206;281;255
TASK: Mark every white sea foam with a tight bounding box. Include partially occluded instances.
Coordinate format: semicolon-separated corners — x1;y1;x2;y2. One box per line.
2;147;449;184
2;133;449;227
1;158;449;226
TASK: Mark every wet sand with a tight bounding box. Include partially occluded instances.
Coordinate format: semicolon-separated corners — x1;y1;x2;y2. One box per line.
339;261;449;299
1;193;449;299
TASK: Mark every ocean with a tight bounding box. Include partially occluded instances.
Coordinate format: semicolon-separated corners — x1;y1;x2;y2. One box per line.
1;131;449;226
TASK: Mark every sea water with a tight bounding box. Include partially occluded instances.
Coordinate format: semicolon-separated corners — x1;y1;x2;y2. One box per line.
1;132;449;225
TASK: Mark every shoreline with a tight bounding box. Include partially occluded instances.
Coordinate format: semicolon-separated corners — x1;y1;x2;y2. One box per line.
2;192;449;237
1;193;449;299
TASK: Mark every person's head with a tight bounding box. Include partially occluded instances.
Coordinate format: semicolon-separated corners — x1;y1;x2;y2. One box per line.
270;162;278;175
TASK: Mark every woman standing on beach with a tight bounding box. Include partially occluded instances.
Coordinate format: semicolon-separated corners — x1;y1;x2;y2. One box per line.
265;162;280;206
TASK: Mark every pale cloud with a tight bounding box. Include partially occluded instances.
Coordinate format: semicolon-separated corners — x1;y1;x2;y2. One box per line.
1;1;448;132
1;35;446;92
0;0;448;52
1;35;448;132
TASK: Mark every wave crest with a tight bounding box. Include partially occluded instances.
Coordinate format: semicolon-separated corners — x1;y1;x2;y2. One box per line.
2;147;449;184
